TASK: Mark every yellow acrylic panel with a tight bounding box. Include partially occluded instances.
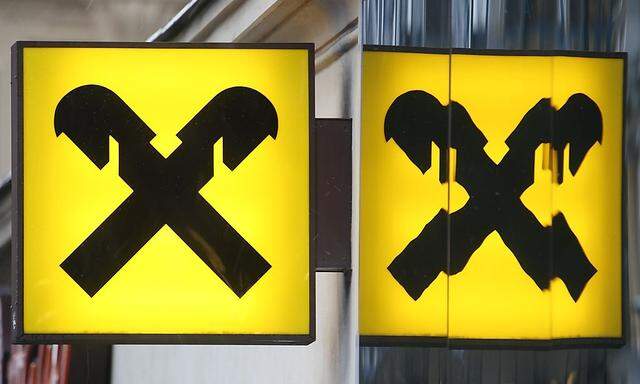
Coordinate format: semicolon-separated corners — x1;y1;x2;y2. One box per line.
360;50;450;337
17;43;312;341
360;48;624;346
448;54;553;341
550;56;624;340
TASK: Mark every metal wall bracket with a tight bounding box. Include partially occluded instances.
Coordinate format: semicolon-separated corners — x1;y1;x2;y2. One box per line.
314;118;352;273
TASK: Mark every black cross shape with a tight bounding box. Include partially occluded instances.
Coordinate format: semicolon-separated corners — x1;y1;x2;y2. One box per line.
55;85;277;298
384;91;601;302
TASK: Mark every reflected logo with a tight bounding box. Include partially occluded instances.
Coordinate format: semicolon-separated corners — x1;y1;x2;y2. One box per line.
385;91;601;302
55;85;277;298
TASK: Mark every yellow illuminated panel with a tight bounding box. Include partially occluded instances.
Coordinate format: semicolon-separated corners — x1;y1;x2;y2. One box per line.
448;54;553;340
18;44;311;340
550;56;623;339
360;49;624;344
360;50;450;337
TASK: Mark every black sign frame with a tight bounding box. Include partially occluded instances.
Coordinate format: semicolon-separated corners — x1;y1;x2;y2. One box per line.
11;41;317;345
359;45;628;349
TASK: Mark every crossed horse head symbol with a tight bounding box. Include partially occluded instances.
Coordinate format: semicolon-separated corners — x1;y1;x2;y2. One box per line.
56;84;602;302
54;85;277;298
384;90;602;302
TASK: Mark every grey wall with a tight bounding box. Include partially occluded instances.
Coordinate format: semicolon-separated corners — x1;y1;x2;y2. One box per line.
360;1;640;382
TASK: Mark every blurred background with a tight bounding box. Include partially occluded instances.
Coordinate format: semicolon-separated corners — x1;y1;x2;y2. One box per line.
361;1;640;383
0;0;638;383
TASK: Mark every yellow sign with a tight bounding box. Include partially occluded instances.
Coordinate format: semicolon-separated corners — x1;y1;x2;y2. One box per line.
13;42;314;344
360;47;625;346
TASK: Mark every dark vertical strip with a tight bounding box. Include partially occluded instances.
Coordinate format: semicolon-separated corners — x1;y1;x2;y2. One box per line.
586;349;607;383
515;351;535;384
315;119;352;272
11;42;24;342
447;11;454;383
549;54;556;348
307;45;317;343
481;350;500;384
499;350;516;383
621;50;629;352
67;345;112;384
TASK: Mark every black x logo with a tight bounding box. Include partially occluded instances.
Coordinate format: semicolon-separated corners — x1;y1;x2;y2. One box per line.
385;91;601;302
55;85;277;298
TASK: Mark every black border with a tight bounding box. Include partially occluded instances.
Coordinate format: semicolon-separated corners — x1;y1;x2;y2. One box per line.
11;41;316;345
360;45;628;349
